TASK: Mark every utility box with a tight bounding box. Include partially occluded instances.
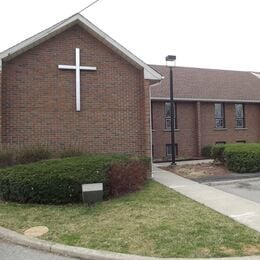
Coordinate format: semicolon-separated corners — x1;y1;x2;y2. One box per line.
82;183;103;205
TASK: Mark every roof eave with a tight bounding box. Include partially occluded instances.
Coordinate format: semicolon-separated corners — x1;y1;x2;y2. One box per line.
0;14;162;81
151;97;260;103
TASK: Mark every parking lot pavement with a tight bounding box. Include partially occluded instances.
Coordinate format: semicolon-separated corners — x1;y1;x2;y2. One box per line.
0;239;76;260
208;178;260;204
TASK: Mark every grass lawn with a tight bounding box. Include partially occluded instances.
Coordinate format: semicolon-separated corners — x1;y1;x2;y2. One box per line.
1;181;260;258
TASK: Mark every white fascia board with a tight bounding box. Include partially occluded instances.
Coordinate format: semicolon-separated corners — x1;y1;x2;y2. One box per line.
251;72;260;79
74;15;163;81
0;17;69;60
151;97;260;103
0;14;162;81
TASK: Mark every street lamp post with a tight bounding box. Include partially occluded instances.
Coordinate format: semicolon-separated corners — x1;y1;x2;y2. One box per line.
166;55;176;166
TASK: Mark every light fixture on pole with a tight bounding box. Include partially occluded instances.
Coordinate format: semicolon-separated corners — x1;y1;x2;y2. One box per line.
166;55;176;165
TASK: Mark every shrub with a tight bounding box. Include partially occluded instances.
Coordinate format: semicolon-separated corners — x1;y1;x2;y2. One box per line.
0;150;14;168
211;144;226;162
201;145;212;158
0;154;149;204
59;147;83;158
0;155;116;204
108;159;149;197
15;145;52;164
225;144;260;173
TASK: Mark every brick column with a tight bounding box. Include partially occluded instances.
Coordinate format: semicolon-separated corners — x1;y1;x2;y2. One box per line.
0;69;2;144
196;101;202;156
143;79;152;158
143;79;152;177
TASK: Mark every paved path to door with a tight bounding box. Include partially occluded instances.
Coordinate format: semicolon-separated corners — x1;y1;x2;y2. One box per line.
153;166;260;233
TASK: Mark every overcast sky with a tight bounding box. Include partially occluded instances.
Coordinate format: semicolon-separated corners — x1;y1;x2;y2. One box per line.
1;0;260;71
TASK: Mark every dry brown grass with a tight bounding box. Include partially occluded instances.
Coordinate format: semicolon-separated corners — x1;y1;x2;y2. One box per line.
1;181;260;258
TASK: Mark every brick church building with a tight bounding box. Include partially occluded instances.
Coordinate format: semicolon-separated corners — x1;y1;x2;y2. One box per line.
0;14;259;162
0;14;162;158
151;65;260;161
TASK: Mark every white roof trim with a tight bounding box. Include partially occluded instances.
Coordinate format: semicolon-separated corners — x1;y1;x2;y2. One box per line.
151;97;260;103
0;14;162;81
251;72;260;79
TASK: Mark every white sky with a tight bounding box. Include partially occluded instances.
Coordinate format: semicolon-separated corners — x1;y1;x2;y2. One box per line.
1;0;260;71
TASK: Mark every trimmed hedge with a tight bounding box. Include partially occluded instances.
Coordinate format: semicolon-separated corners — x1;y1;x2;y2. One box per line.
225;144;260;173
16;145;52;164
211;144;226;162
0;154;149;204
201;145;213;158
210;143;260;173
0;145;53;168
0;150;14;168
59;145;84;158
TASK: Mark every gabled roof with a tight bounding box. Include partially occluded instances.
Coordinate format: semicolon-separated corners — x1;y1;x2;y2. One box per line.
0;14;162;82
150;65;260;103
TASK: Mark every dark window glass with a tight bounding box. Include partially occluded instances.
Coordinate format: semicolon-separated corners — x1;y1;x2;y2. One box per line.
235;104;245;128
165;102;177;129
236;140;246;143
151;102;154;129
215;103;225;128
216;141;226;144
166;144;178;157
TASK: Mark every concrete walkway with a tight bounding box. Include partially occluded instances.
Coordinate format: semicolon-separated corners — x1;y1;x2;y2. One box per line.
153;166;260;233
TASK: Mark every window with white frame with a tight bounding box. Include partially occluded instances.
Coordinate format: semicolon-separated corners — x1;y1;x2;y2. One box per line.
235;104;245;128
236;140;246;143
215;103;225;128
165;102;177;129
166;144;178;157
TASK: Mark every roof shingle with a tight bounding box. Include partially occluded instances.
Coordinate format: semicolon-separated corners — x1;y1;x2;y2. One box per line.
150;65;260;102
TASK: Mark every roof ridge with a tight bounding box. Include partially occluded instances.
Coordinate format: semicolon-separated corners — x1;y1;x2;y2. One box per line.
0;14;162;81
149;64;260;74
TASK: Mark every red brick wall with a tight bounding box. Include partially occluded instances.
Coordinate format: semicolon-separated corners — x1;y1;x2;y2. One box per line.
152;101;198;160
0;71;2;143
1;25;150;156
144;80;152;158
200;102;260;147
152;100;260;161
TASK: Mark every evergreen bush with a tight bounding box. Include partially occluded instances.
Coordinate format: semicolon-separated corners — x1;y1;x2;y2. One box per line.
201;145;213;158
225;144;260;173
0;154;149;204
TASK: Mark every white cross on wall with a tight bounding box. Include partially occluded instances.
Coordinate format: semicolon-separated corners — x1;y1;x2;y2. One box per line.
58;48;97;111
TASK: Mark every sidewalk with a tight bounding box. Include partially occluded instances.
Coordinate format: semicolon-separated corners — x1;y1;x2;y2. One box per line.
153;166;260;233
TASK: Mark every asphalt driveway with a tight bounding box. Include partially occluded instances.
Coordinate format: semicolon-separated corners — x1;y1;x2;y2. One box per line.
0;239;76;260
207;178;260;204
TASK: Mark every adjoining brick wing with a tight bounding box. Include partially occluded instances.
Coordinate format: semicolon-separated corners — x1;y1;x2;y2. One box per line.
150;65;260;161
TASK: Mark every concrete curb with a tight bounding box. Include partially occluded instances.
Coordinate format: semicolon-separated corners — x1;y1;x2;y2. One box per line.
205;177;260;186
1;227;260;260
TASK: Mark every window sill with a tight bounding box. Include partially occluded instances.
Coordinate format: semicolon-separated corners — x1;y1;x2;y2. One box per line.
235;128;248;130
164;129;180;132
214;128;228;131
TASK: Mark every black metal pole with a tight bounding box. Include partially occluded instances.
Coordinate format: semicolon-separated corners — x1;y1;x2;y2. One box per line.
169;66;176;165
